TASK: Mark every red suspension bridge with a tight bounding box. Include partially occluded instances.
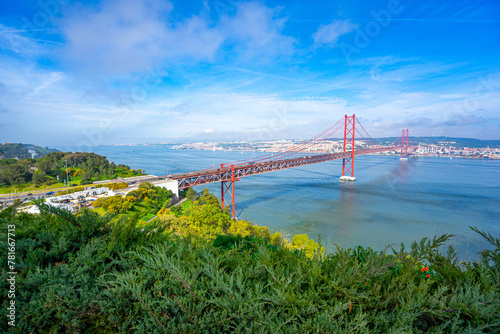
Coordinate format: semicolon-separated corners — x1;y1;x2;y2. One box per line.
168;115;412;218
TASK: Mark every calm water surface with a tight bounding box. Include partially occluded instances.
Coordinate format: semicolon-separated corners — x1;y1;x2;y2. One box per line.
62;146;500;259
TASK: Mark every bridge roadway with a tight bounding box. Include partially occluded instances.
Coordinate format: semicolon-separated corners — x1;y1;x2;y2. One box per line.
0;145;405;205
167;145;404;189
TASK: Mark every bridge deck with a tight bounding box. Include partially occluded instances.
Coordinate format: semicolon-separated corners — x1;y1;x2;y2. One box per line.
168;146;404;189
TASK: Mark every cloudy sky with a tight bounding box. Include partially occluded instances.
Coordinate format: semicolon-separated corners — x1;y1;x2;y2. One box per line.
0;0;499;146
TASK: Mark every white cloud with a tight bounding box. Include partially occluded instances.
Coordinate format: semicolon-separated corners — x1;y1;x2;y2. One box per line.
0;24;49;57
59;0;223;75
33;72;64;94
173;16;224;60
57;0;296;75
220;2;296;61
312;20;357;47
138;92;349;141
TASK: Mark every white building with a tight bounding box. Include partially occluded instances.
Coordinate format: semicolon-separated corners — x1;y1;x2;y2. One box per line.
28;206;40;214
27;203;76;214
154;179;179;197
126;179;179;197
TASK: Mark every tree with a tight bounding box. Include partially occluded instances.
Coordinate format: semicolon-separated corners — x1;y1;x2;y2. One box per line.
198;188;219;206
59;171;68;182
186;188;197;202
4;164;30;185
32;171;46;186
36;158;52;174
45;151;65;161
66;167;75;178
109;162;116;178
99;165;107;178
138;182;154;190
120;164;130;171
121;200;132;212
290;234;324;258
65;153;87;167
17;159;34;169
80;168;93;185
0;151;141;189
0;159;17;167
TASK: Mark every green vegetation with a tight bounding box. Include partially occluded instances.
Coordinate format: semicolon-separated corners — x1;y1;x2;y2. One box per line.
1;187;498;333
93;182;174;222
0;151;145;193
0;143;57;160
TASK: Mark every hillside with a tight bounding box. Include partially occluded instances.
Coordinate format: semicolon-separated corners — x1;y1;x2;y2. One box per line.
0;143;58;160
0;151;146;192
0;186;498;333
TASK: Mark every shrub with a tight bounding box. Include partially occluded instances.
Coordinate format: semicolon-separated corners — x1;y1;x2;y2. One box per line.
1;193;498;333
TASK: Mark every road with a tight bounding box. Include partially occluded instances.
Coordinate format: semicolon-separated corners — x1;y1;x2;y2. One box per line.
0;175;173;205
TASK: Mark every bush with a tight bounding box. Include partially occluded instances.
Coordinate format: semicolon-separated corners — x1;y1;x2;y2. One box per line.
107;182;128;190
1;194;498;333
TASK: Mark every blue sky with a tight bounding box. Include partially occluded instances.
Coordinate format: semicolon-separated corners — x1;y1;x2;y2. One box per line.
0;0;499;147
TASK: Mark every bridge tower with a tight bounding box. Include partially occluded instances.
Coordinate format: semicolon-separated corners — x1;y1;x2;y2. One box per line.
221;164;238;219
400;129;409;160
339;114;356;181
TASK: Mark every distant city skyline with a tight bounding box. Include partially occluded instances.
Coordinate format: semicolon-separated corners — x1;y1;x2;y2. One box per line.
1;0;499;147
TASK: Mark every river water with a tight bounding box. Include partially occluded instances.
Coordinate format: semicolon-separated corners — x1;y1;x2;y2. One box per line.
62;146;500;259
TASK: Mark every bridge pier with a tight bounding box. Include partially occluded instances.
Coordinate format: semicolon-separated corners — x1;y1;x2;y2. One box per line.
339;114;356;181
221;164;238;219
400;129;409;160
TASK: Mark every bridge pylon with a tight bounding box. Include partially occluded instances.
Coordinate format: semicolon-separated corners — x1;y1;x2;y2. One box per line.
340;114;357;181
221;164;238;219
400;129;409;160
